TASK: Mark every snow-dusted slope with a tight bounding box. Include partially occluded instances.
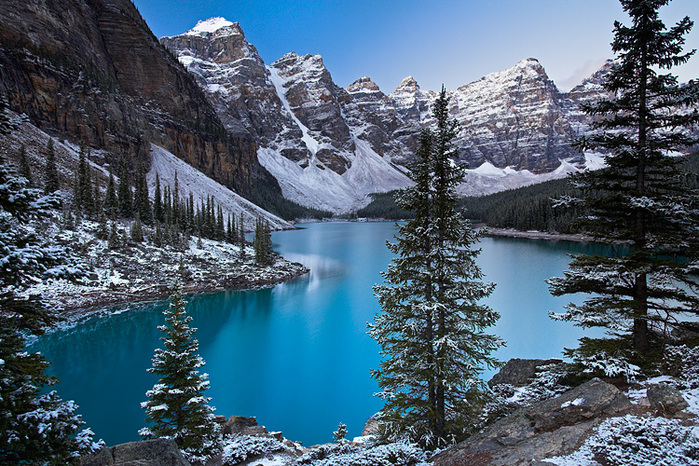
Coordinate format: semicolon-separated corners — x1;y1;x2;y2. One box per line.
148;144;293;230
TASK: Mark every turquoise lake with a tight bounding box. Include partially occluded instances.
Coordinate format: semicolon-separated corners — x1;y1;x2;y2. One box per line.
32;221;608;447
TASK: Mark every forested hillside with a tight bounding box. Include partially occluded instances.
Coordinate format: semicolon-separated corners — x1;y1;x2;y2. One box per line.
358;151;699;234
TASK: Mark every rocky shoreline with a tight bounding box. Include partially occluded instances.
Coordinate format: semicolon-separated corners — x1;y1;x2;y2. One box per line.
479;226;598;243
78;357;699;465
27;219;309;318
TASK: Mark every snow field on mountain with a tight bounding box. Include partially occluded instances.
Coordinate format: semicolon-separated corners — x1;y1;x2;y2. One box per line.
148;144;292;230
260;66;413;213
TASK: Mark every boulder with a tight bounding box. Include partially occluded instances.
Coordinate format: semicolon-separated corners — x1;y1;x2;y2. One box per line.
647;382;689;415
361;413;380;436
223;415;259;435
80;438;190;466
488;358;562;388
431;378;632;466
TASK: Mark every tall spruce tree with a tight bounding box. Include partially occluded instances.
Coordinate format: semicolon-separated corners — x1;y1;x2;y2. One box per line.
370;88;502;448
153;173;164;223
74;145;94;216
548;0;699;370
44;138;59;195
253;217;273;266
134;162;151;224
139;280;219;461
18;144;32;186
117;160;133;219
104;170;118;218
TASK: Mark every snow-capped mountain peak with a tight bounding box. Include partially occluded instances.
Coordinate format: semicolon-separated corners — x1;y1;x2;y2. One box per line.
395;76;421;93
185;17;236;36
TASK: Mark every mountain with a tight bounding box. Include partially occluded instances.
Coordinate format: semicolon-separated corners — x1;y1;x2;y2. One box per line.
163;19;411;213
162;18;610;212
0;1;286;215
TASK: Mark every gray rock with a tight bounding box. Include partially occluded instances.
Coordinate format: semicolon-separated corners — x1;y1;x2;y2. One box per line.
80;438;190;466
647;382;689;414
223;415;259;436
431;378;632;466
489;358;562;388
361;413;380;436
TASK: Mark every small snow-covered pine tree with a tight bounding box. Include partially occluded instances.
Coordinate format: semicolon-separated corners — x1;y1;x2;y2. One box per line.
140;281;219;461
370;88;503;448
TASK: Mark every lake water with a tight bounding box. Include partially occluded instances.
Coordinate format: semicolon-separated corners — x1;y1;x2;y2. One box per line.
32;221;606;447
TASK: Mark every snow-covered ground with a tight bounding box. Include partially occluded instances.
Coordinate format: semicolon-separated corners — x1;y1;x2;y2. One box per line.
23;218;307;314
546;376;699;466
148;144;293;231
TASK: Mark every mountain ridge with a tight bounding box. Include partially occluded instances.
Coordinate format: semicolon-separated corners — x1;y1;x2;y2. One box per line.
162;18;609;212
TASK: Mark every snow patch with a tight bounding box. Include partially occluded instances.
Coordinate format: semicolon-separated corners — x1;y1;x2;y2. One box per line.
147;144;292;231
185;17;234;35
267;66;321;156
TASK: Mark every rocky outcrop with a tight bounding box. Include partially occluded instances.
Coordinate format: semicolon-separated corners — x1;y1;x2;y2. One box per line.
270;52;355;175
431;378;632;465
449;58;584;172
647;383;689;415
0;1;282;208
488;358;562;388
80;438;190;466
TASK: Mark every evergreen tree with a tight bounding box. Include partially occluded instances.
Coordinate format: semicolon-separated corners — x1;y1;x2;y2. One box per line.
74;145;94;216
18;144;31;186
254;217;273;266
238;216;246;259
134;162;151;224
44;138;59;195
139;280;219;461
370;88;502;448
104;170;118;218
153;173;163;223
131;212;143;243
227;212;236;244
0;104;100;461
549;0;699;367
117;160;133;218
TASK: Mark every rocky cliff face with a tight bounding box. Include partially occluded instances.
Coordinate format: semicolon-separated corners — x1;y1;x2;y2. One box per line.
0;1;281;206
448;58;584;173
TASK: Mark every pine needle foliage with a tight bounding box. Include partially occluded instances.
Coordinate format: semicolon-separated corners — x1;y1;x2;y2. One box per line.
370;87;503;449
549;0;699;369
0;98;100;463
140;281;219;461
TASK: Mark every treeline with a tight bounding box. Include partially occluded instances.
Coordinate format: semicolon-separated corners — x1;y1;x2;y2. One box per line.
460;178;585;233
28;138;275;264
355;191;416;219
356;150;699;233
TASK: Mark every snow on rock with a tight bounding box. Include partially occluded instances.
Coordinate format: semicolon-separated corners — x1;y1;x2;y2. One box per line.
148;144;292;231
257;138;411;214
184;17;235;36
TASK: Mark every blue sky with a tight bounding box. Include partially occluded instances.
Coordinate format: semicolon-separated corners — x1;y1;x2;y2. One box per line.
133;0;699;93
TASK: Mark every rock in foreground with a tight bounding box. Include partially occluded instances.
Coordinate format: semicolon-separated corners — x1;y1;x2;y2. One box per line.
431;378;632;465
80;438;190;466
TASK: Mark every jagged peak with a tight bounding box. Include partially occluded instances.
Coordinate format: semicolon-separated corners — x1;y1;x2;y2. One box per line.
185;17;240;36
273;52;326;72
346;76;380;93
394;76;420;93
